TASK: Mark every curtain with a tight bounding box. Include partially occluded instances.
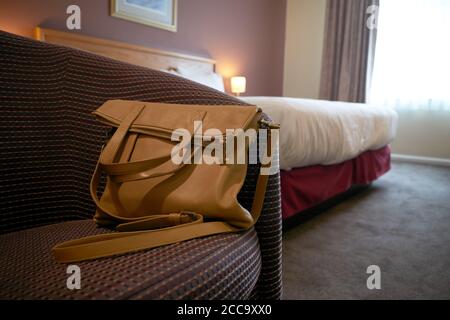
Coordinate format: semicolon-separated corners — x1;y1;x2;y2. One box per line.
369;0;450;111
320;0;379;103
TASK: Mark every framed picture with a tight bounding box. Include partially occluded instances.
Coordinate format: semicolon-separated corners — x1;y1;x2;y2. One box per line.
111;0;177;32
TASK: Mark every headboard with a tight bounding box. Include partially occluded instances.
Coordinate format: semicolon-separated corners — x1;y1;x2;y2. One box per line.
34;27;216;74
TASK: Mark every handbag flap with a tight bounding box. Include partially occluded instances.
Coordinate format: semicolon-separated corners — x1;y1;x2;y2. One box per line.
93;100;260;139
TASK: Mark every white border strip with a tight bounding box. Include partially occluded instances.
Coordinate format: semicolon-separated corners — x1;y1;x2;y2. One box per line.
392;154;450;167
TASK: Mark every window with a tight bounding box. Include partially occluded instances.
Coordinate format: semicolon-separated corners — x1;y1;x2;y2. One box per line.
369;0;450;110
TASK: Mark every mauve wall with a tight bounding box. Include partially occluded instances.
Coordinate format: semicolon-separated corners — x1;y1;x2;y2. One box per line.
0;0;286;96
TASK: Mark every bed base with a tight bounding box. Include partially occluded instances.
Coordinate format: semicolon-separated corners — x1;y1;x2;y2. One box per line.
282;183;372;232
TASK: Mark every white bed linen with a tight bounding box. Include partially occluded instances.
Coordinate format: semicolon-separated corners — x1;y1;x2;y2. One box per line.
241;96;398;170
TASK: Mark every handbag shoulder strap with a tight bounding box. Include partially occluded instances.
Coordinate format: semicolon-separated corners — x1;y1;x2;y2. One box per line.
52;164;271;263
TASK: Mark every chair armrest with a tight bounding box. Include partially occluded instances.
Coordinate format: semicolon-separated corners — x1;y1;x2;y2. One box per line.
253;171;282;299
238;135;282;300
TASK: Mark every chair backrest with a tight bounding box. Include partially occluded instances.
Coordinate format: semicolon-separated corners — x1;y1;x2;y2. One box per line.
0;31;247;234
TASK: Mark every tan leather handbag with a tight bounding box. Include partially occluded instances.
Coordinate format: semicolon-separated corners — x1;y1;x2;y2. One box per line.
52;100;274;263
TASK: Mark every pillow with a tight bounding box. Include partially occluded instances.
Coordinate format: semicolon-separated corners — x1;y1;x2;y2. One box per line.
161;68;181;76
160;67;225;92
181;72;225;92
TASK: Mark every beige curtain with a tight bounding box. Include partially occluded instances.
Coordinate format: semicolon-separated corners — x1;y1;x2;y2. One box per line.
320;0;379;103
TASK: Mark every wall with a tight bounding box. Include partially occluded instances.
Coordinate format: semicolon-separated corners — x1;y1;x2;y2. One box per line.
0;0;286;96
283;0;326;99
391;110;450;160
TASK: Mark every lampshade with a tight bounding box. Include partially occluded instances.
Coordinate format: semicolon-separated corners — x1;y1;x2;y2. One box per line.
231;76;246;95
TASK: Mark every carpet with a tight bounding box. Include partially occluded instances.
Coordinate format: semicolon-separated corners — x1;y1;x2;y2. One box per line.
282;162;450;300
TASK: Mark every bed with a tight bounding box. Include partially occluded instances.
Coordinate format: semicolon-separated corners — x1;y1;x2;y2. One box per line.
35;27;398;226
241;97;397;223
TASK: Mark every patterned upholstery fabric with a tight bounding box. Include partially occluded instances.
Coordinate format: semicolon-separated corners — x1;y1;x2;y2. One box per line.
0;31;282;300
0;221;260;299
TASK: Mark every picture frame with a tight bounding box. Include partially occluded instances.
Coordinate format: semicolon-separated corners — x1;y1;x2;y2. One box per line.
111;0;177;32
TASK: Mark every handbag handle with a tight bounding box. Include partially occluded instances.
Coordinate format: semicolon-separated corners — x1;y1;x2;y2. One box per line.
90;104;197;222
99;104;198;182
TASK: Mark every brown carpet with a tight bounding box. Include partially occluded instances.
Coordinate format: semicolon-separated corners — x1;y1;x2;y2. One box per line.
282;162;450;300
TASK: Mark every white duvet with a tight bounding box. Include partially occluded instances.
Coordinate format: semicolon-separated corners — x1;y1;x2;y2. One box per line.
241;96;398;170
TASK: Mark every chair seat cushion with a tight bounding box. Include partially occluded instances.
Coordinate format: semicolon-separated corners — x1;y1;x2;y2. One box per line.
0;220;261;299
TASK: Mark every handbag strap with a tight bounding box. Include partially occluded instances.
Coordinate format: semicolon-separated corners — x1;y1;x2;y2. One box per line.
90;104;198;223
53;162;270;263
53;221;239;263
52;105;274;263
99;104;198;182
